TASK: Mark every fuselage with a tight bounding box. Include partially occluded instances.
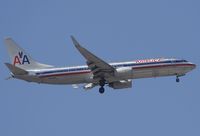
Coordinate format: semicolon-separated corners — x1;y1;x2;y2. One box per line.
4;37;197;93
16;58;196;84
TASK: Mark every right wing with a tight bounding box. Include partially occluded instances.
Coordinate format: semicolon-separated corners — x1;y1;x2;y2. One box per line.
71;36;115;79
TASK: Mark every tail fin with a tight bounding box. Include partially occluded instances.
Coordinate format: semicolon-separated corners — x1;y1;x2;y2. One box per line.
4;37;53;70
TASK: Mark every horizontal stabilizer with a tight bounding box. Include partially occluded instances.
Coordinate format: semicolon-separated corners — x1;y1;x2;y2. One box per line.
5;63;28;75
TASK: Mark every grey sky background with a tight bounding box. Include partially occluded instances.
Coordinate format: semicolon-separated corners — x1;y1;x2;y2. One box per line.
0;0;199;136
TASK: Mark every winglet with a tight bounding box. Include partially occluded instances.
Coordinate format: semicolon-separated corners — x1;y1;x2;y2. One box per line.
71;35;81;48
70;35;87;56
70;35;115;77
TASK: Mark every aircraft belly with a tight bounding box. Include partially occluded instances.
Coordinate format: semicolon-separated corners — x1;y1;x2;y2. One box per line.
40;73;93;84
133;69;155;79
132;66;189;79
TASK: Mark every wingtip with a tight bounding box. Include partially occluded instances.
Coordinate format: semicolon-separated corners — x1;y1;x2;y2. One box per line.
70;35;75;40
70;35;76;42
70;35;81;48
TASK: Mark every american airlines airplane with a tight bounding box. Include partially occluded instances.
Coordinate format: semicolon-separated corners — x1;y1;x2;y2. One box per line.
4;36;196;94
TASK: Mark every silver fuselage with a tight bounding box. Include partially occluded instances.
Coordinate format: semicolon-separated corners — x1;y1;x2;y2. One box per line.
14;58;196;85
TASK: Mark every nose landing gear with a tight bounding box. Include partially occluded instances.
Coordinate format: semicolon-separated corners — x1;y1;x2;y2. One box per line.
176;76;180;83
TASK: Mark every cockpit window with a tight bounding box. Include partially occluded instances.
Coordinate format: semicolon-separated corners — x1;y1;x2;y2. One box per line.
183;60;187;62
173;60;187;63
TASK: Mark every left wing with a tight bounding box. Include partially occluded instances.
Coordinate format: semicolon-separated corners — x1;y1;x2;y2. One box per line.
71;36;115;79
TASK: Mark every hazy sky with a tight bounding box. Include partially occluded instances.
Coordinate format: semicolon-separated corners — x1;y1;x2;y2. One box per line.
0;0;199;136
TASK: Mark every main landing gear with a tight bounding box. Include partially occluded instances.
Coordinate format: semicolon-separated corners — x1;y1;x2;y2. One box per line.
99;87;105;94
99;79;106;94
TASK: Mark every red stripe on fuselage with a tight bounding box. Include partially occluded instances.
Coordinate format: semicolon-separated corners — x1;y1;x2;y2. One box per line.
39;63;195;78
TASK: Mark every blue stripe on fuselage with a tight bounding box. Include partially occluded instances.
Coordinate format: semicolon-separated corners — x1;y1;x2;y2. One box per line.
35;60;187;76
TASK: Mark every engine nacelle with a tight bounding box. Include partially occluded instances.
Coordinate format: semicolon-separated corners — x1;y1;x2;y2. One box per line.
114;67;133;78
109;80;132;89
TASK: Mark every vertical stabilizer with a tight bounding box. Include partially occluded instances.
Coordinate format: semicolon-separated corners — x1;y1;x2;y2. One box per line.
4;37;53;70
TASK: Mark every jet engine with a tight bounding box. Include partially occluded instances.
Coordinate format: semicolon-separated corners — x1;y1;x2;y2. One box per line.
114;67;133;78
109;80;132;89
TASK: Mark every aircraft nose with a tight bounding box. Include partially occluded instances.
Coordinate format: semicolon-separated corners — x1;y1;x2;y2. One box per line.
190;63;196;70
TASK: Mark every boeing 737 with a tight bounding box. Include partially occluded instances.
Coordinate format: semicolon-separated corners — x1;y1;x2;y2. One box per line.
4;36;196;94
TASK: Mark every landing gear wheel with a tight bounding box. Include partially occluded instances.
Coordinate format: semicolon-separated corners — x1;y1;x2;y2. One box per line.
99;87;105;94
176;76;180;83
98;78;106;94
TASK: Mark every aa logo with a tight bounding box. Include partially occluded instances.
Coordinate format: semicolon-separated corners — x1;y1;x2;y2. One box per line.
13;51;30;65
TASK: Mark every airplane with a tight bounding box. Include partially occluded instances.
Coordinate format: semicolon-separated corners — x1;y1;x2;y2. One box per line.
4;36;196;94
